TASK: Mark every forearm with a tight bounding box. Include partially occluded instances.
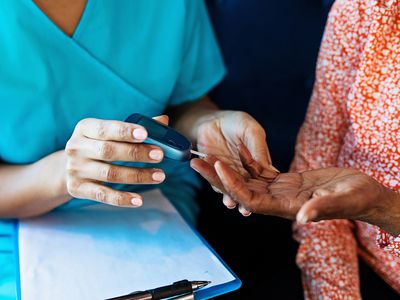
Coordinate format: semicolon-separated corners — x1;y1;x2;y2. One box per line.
168;96;219;144
373;189;400;236
0;151;70;219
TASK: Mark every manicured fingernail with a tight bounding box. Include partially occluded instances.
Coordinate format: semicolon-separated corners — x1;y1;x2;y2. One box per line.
133;128;147;140
152;172;165;182
131;198;143;206
149;149;163;161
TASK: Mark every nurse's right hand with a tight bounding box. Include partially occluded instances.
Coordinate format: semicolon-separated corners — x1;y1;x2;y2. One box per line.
64;116;168;208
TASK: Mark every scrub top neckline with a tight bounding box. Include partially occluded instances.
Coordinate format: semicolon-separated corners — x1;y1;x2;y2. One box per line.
26;0;94;40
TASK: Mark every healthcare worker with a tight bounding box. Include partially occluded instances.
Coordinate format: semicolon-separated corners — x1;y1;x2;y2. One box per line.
0;1;275;299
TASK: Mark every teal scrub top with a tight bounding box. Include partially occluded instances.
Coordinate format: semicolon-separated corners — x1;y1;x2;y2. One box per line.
0;1;225;298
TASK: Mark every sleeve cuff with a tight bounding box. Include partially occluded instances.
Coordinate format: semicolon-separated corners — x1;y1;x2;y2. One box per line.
377;228;400;257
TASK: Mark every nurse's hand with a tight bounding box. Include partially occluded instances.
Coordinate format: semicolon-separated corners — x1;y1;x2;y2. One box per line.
64;116;168;207
190;111;279;215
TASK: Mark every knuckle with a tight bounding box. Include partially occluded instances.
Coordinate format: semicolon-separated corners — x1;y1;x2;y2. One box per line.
66;168;79;178
66;179;81;196
127;145;142;161
117;124;131;139
65;159;78;173
65;140;78;156
128;169;142;183
95;122;107;139
112;193;124;206
104;166;118;182
99;142;114;160
76;118;91;131
94;188;107;203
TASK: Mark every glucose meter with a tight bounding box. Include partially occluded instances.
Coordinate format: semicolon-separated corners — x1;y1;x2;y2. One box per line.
125;113;206;162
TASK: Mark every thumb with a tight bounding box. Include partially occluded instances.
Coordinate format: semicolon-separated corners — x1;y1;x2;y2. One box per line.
296;192;347;224
153;115;169;126
243;125;279;174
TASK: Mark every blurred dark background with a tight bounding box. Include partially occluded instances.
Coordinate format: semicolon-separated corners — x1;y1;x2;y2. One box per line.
197;0;329;299
197;1;400;299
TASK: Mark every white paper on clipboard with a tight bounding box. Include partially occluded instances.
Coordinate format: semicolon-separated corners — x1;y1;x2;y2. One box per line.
18;189;237;300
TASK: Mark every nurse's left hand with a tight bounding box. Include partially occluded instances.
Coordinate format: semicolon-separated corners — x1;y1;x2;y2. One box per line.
64;115;169;208
190;111;279;215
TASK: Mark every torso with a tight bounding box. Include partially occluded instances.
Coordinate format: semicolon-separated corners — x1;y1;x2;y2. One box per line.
33;0;87;36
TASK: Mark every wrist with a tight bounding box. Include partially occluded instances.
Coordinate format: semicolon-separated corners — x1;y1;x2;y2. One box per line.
36;150;70;201
375;187;400;236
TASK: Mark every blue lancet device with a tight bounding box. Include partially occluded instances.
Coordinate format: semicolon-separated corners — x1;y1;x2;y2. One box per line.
125;113;194;161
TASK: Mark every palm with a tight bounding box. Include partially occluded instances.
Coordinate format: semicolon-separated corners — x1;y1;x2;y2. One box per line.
221;166;378;221
267;168;371;219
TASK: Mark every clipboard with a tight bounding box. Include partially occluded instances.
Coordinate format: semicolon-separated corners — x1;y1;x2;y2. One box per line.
15;189;241;300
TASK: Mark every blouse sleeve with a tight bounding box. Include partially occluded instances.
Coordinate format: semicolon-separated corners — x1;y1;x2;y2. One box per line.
168;0;226;106
291;1;366;298
377;196;400;258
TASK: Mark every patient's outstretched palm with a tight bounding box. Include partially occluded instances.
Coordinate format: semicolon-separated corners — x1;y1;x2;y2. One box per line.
214;161;382;222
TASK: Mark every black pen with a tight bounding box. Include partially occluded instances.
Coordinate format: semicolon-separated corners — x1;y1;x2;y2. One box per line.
106;280;210;300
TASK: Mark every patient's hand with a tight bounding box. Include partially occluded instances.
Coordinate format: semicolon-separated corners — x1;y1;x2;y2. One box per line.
209;155;400;234
191;112;278;214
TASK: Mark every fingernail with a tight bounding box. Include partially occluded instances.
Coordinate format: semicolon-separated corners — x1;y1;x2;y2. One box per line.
149;149;163;161
152;172;166;182
270;165;280;173
131;198;143;206
133;128;147;140
297;210;317;224
242;211;252;217
296;211;308;224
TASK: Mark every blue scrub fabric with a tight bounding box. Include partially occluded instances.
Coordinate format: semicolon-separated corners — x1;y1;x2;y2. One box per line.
0;1;225;298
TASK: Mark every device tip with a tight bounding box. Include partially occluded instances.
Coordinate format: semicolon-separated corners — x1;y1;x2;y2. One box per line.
190;149;208;159
191;280;211;290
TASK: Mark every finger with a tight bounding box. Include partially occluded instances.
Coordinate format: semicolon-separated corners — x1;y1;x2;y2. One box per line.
80;139;164;163
215;160;277;215
222;194;237;209
214;160;254;207
76;118;148;142
238;205;252;217
238;144;278;180
296;192;346;224
190;158;226;193
71;160;166;185
242;126;280;174
153;115;169;126
67;180;144;207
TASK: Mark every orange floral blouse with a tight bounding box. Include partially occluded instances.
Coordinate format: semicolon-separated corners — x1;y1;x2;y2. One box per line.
291;0;400;298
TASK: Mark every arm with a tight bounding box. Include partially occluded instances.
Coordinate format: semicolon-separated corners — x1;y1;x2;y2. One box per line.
0;117;170;218
167;96;218;144
291;1;364;298
0;151;69;219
